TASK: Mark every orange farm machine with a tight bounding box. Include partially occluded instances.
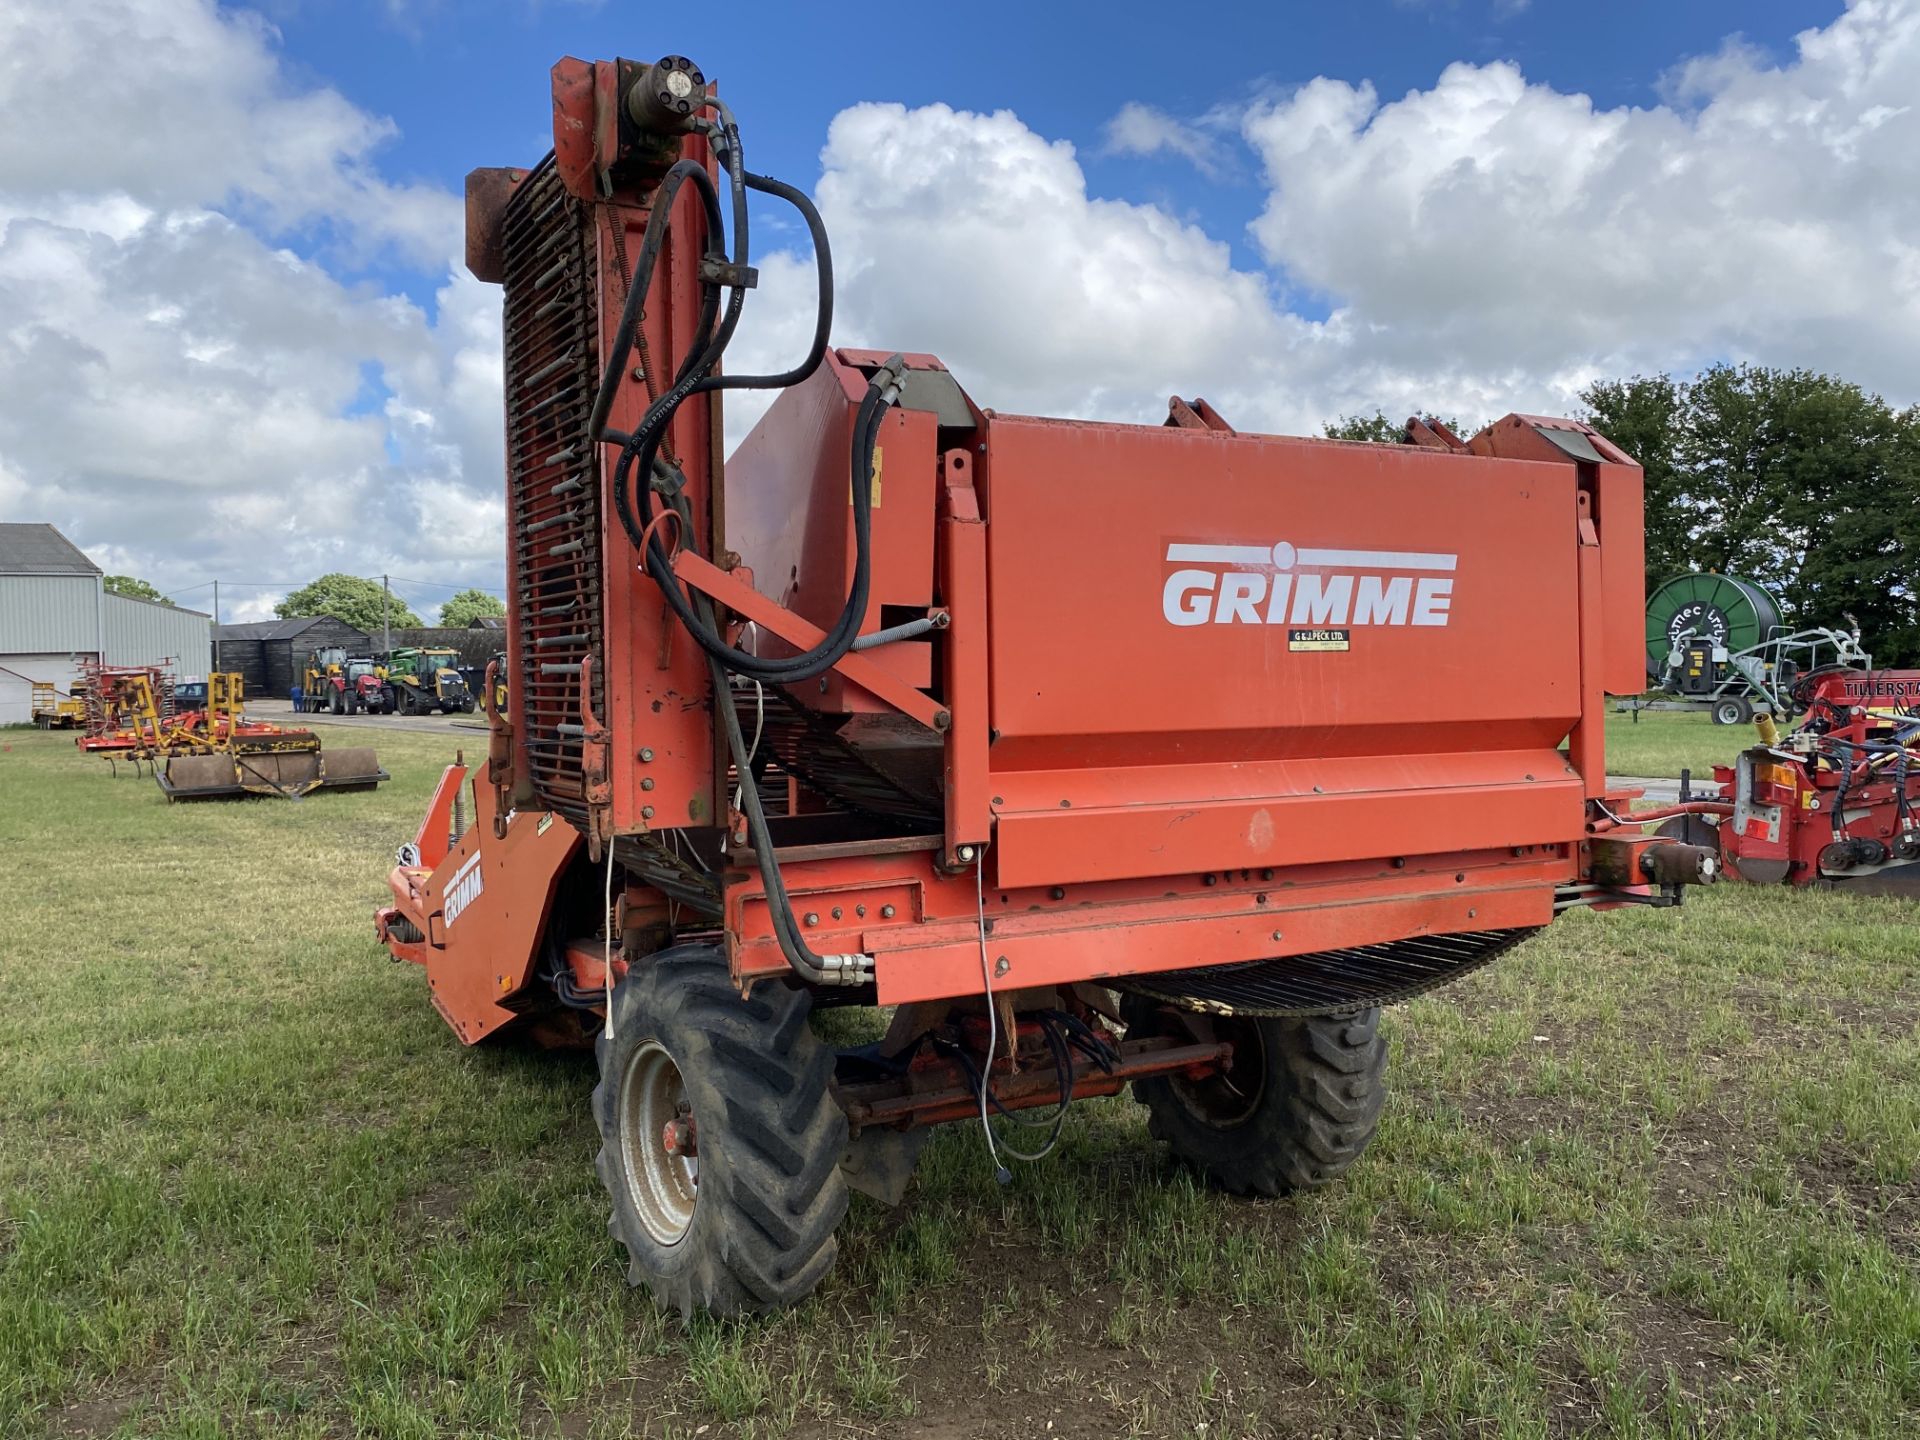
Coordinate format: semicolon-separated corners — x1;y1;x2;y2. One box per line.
376;51;1717;1318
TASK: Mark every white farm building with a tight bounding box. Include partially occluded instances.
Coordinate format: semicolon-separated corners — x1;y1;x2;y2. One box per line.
0;524;211;726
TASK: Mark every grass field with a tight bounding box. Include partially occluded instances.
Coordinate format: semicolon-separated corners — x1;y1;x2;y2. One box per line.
2;723;1917;1439
1603;709;1743;782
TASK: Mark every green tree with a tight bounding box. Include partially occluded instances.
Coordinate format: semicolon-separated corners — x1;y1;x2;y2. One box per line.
438;588;505;627
1578;373;1687;585
104;575;170;604
1323;411;1476;444
1581;363;1920;666
276;574;422;633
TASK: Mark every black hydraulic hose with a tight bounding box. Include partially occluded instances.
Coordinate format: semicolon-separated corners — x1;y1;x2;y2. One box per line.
627;374;895;685
587;137;865;684
693;171;834;393
576;95;908;984
706;646;866;986
586;159;727;446
607;174;837;558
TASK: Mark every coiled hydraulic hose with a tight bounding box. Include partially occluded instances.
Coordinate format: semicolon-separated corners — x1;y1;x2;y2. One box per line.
584;92;902;984
588;135;898;686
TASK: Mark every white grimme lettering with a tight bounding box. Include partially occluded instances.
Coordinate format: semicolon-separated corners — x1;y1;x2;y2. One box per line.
1289;574;1353;626
1164;569;1456;627
1214;571;1265;624
1163;569;1216;625
444;854;485;927
1412;577;1452;625
1352;575;1411;624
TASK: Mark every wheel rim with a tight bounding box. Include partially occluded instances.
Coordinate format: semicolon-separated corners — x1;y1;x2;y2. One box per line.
1170;1016;1267;1128
1715;701;1742;724
617;1039;698;1245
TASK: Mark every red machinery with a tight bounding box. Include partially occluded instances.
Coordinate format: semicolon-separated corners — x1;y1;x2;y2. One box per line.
74;659;177;752
376;52;1715;1318
1657;668;1920;893
84;669;388;799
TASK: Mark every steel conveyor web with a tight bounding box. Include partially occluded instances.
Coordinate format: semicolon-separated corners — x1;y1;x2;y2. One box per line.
501;155;605;823
1117;927;1541;1017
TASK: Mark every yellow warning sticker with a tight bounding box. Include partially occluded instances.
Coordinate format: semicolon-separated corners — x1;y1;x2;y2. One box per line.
854;445;882;509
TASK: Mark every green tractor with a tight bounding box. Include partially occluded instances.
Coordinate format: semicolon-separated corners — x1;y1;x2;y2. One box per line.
387;647;475;716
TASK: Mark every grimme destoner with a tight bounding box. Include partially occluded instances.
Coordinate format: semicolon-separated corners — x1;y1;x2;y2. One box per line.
376;49;1716;1317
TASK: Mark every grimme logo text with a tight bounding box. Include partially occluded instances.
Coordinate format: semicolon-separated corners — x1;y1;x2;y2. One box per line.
1162;540;1457;628
444;853;485;927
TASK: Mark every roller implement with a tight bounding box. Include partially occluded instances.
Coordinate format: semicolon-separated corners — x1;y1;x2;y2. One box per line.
377;51;1714;1319
89;670;387;800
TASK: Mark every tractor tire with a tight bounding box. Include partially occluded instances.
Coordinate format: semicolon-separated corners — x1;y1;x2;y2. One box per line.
460;698;477;714
1121;996;1387;1196
1712;695;1754;726
329;689;343;716
592;944;847;1319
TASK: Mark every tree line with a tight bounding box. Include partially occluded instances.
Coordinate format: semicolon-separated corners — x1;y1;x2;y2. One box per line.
1328;363;1920;666
274;574;504;633
99;571;507;631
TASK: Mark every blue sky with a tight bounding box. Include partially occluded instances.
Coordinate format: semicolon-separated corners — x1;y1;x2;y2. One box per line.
276;0;1828;316
2;0;1908;620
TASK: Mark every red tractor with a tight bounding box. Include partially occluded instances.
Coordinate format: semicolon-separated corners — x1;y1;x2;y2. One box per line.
376;50;1715;1318
303;649;392;714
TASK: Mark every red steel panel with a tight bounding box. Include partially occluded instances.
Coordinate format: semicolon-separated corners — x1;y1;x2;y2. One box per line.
980;416;1581;766
598;152;722;835
872;882;1552;1006
724;352;938;710
718;840;1569;1003
990;751;1581;887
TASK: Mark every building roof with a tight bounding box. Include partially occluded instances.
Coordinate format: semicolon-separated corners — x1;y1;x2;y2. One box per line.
471;615;507;629
215;616;366;642
111;590;209;619
0;523;100;576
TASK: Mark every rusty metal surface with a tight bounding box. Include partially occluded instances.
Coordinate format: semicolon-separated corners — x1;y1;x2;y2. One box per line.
465;167;527;283
835;1036;1231;1133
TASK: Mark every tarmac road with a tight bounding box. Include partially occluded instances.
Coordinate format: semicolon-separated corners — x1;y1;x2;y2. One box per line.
247;697;491;738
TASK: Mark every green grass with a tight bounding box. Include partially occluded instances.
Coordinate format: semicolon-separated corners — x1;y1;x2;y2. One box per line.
3;726;1918;1437
1605;707;1746;780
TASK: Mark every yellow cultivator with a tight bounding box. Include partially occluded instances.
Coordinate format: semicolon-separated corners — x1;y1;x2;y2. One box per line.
98;672;389;801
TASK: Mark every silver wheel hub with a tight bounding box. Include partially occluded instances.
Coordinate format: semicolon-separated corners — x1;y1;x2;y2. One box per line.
617;1039;698;1245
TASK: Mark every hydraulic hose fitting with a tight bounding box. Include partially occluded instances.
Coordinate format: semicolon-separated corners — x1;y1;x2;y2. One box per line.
871;353;909;407
815;953;877;985
626;55;707;137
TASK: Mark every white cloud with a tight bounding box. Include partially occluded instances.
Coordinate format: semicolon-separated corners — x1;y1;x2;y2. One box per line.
6;0;1920;614
1103;102;1229;178
0;0;494;607
726;0;1920;449
1241;0;1920;406
0;0;457;265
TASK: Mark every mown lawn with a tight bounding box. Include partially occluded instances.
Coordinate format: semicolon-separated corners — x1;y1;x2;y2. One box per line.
1;724;1917;1438
1604;708;1747;782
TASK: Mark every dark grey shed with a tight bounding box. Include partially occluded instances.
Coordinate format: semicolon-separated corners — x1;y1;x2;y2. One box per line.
214;616;371;698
